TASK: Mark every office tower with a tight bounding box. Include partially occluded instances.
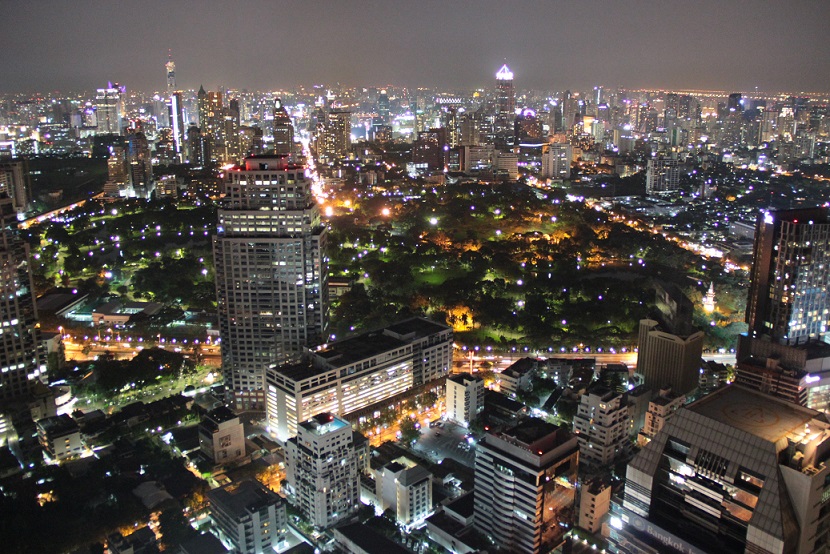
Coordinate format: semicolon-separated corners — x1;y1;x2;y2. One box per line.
107;146;129;187
727;92;743;112
540;142;572;180
168;92;185;161
126;130;152;198
745;208;830;344
495;151;519;180
514;108;543;142
95;85;122;135
614;385;830;554
197;87;224;161
441;106;459;148
272;99;294;156
637;319;704;395
573;385;630;467
377;89;390;123
284;413;367;529
318;109;351;160
474;418;578;554
495;64;515;116
459;112;480;146
266;317;451;441
446;373;484;427
186;125;209;166
645;155;680;194
412;128;447;172
165;54;175;94
214;155;328;411
198;406;245;464
0;198;44;401
0;160;31;216
207;480;287;553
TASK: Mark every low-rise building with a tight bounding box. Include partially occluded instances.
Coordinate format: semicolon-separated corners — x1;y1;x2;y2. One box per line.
36;414;82;462
499;357;536;399
207;479;287;554
199;406;245;464
636;387;685;446
446;373;484;427
577;479;611;534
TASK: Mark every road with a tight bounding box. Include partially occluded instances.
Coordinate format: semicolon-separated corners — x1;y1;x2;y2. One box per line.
63;338;221;366
454;351;736;373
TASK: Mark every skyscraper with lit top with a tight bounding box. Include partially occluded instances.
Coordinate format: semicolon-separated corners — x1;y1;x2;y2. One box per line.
214;155;328;410
495;64;515;116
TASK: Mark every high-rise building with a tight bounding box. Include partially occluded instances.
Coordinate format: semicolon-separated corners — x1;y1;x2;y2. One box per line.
207;480;287;553
126;130;152;198
412;128;447;172
614;385;830;554
168;92;185;161
636;387;685;446
573;385;630;467
95;85;123;135
377;89;390;124
165;54;175;94
266;317;451;441
0;160;31;217
540;142;572;180
284;413;368;529
376;461;433;531
318;109;351;160
745;207;830;344
474;418;578;554
645;155;680;194
272;99;294;156
0;198;44;401
637;319;704;396
495;64;515;116
446;372;484;427
214;155;328;410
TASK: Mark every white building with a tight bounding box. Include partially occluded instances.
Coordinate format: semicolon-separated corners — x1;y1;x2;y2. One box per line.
377;461;433;531
540;142;572;180
207;479;286;553
267;317;451;441
573;386;630;467
578;479;611;534
36;415;82;462
636;387;685;446
198;406;245;464
645;155;680;194
284;413;368;529
446;373;484;427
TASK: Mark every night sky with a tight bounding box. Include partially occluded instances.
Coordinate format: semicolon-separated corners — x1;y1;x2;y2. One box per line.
2;0;829;93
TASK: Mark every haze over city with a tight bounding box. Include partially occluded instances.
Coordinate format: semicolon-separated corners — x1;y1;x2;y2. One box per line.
2;0;830;93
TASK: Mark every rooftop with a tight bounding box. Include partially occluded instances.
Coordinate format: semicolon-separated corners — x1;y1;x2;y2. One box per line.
299;412;349;436
689;385;823;444
36;414;79;436
207;479;281;519
384;316;450;339
448;372;482;385
495;417;572;456
334;522;410;554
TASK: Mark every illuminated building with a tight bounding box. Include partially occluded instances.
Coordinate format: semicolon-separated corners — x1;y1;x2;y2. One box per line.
637;318;704;396
207;480;287;553
0;160;31;217
495;64;515;116
573;385;630;467
168;92;185;161
284;413;368;529
645;155;680;194
272;99;293;156
95;85;122;135
318;109;351;160
412;128;447;172
165;54;175;94
636;387;685;447
36;415;82;463
375;461;433;531
446;372;484;427
197;87;224;161
214;155;328;410
198;406;245;464
126;130;152;198
745;208;830;344
514;108;543;142
377;89;390;124
0;197;44;403
266;317;451;441
540;142;572;180
474;418;578;554
578;479;611;534
613;385;830;554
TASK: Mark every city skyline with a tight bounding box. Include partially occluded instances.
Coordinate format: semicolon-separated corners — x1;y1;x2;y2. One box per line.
2;0;830;94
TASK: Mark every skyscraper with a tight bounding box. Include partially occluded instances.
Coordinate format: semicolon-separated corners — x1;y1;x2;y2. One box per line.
474;418;578;553
637;318;705;396
95;85;122;135
168;92;185;162
272;99;294;156
0;198;44;401
495;64;515;116
645;155;680;194
165;53;175;94
214;155;328;410
745;207;830;344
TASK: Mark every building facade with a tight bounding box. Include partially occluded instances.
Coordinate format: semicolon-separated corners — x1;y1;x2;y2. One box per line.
207;479;287;554
266;317;450;441
474;418;579;554
284;413;367;529
446;373;484;427
573;386;631;467
214;155;328;410
198;406;245;465
637;318;704;396
614;385;830;554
